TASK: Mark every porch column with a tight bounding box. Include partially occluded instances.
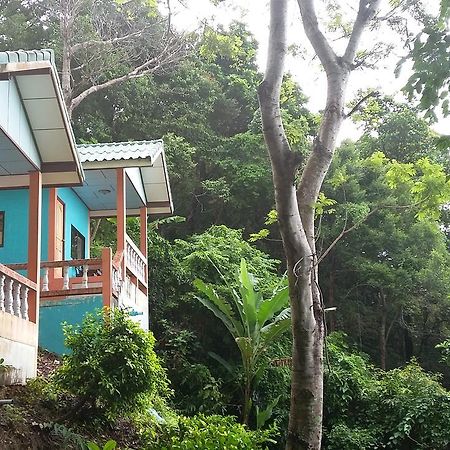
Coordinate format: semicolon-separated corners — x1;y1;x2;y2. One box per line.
47;188;57;286
28;171;42;324
139;207;148;259
116;168;126;289
117;168;126;254
139;206;148;286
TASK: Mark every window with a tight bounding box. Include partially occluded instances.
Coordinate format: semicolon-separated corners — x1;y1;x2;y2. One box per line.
71;226;85;260
0;212;4;247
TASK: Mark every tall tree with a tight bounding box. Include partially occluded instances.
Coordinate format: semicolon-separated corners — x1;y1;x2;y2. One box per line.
52;0;188;116
258;0;381;448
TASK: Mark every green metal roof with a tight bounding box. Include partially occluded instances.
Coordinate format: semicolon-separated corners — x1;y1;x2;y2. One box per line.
0;49;55;66
77;140;164;164
75;140;173;215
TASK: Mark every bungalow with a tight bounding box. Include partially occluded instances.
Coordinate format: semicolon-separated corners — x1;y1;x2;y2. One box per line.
0;49;173;384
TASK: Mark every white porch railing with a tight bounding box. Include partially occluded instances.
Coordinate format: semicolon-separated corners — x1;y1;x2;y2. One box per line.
7;243;147;304
125;234;147;286
0;263;37;321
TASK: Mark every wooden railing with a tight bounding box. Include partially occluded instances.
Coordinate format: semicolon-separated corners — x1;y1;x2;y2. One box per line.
0;263;37;321
42;258;103;292
125;234;147;286
9;257;104;297
6;242;147;304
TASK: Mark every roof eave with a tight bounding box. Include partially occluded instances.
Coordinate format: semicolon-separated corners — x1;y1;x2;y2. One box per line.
0;60;84;185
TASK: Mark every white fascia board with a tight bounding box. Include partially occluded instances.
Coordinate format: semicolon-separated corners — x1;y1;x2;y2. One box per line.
126;167;146;205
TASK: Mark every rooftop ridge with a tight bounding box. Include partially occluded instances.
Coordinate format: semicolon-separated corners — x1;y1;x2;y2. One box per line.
76;140;164;164
0;49;55;66
77;139;163;148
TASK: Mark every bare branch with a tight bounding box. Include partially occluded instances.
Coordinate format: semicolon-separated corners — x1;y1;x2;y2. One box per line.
317;208;378;265
71;29;146;54
345;90;379;118
69;33;188;114
317;193;431;265
343;0;382;64
296;0;338;73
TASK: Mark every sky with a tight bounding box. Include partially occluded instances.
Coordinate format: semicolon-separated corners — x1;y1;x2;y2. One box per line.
169;0;447;141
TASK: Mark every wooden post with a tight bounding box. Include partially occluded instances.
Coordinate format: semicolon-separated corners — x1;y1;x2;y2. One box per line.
47;188;57;286
116;168;126;280
28;171;42;324
102;247;112;308
116;169;126;253
139;206;148;288
139;207;147;258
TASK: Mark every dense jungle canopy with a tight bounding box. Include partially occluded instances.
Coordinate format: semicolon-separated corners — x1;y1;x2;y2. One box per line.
1;0;450;448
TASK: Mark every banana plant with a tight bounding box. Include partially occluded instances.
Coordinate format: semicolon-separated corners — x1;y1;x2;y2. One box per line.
194;258;290;425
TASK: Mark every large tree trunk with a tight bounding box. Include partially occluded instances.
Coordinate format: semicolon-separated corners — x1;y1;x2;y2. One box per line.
259;0;381;448
378;290;387;370
327;255;336;333
60;0;74;112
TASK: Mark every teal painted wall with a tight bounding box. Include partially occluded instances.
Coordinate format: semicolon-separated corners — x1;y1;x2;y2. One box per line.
0;188;49;265
39;295;103;355
0;187;89;266
57;188;89;259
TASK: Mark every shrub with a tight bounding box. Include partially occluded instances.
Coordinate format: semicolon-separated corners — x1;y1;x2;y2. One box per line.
323;333;450;449
54;308;170;418
325;423;378;450
376;362;450;449
155;414;277;450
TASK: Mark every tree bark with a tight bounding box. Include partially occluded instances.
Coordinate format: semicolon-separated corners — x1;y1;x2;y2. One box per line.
60;0;74;107
259;0;381;448
378;289;387;370
327;256;336;333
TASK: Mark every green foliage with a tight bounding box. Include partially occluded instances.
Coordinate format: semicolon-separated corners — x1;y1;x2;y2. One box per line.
377;362;450;448
87;439;117;450
437;339;450;367
54;309;170;418
51;423;90;449
176;226;280;291
148;225;286;419
324;334;450;449
325;423;377;450
249;210;278;242
401;15;450;120
315;192;337;216
319;137;450;373
194;259;290;424
156;415;277;450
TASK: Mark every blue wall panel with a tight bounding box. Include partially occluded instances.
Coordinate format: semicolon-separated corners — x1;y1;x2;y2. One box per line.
0;187;88;267
39;295;103;355
57;188;89;259
0;188;49;264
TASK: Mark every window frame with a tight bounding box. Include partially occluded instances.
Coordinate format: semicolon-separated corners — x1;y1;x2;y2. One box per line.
70;225;85;260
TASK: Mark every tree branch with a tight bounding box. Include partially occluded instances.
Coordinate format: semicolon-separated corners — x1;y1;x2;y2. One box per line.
258;0;311;259
345;90;379;118
297;0;338;73
69;35;187;114
71;29;146;54
317;208;378;265
343;0;382;65
316;193;432;266
258;0;296;168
